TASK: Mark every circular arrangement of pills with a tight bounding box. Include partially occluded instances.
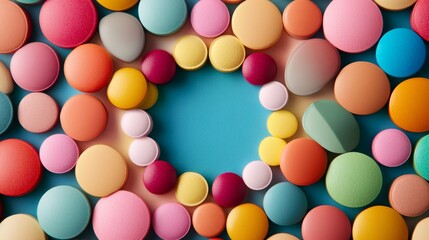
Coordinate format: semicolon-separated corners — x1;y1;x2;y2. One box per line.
226;203;269;240
282;0;322;39
152;202;191;240
372;128;411;167
414;135;429;180
242;160;272;190
0;61;13;94
92;190;151;240
212;172;247;208
0;93;13;134
259;81;289;111
174;35;208;70
209;35;246;72
0;1;30;54
141;49;176;84
411;0;429;41
0;214;45;240
18;92;59;133
39;0;97;48
121;109;153;138
128;137;159;166
39;134;79;174
192;202;226;238
10;42;59;92
259;136;287;166
191;0;230;38
37;186;91;239
143;160;177;194
176;172;209;206
97;0;138;11
375;0;417;10
267;110;298;139
75;144;128;197
413;217;429;240
139;82;159;110
242;52;277;85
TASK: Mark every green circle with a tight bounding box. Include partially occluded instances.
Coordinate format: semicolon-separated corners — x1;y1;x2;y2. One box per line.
414;135;429;180
326;152;382;208
37;185;91;239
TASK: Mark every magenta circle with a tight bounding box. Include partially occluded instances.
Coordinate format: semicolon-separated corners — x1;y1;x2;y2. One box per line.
212;172;247;208
143;160;177;194
141;49;176;85
242;52;277;85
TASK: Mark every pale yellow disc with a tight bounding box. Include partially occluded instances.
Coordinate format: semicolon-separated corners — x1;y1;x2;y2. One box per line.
173;35;208;70
138;82;158;110
267;110;298;139
267;233;300;240
209;35;246;72
413;217;429;240
176;172;209;206
259;136;287;166
0;214;46;240
374;0;417;11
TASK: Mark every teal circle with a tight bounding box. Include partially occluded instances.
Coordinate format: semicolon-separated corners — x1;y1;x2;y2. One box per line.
0;92;13;135
37;185;91;239
263;182;307;226
326;152;383;208
15;0;43;4
414;134;429;180
138;0;187;36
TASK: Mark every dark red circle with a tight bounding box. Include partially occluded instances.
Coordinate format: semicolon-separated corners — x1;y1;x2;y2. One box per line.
212;172;247;208
242;52;277;85
143;160;177;194
141;49;176;85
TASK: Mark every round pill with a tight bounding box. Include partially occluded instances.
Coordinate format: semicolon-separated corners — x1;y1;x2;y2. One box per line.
280;138;327;186
60;94;108;142
413;217;429;240
226;203;269;240
0;93;13;134
176;172;209;206
99;12;145;63
0;1;30;54
128;137;159;166
242;53;277;85
37;186;91;239
93;190;151;240
193;202;226;238
302;205;351;240
97;0;138;11
282;0;322;39
232;0;283;50
138;82;158;110
372;128;411;167
0;61;13;94
323;0;383;53
376;28;426;78
389;77;429;132
389;174;429;217
143;160;177;194
326;152;382;208
414;135;429;180
212;172;247;208
353;206;408;240
138;0;187;36
39;134;79;174
10;42;59;92
263;182;307;226
259;136;286;166
39;0;97;48
267;110;298;139
121;109;153;138
375;0;416;10
64;43;113;92
0;214;45;240
209;35;246;72
174;35;208;71
75;144;128;197
242;160;272;190
107;67;148;109
18;93;58;133
259;81;289;111
141;49;176;84
411;0;429;41
334;61;390;115
0;139;41;196
153;202;191;240
267;233;299;240
191;0;230;38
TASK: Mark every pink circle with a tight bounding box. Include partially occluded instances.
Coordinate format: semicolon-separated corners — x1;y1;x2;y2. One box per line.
93;190;151;240
242;160;272;190
212;172;247;208
39;134;79;174
121;109;153;138
411;0;429;42
323;0;383;53
141;49;176;85
143;160;177;194
153;202;191;240
10;42;59;91
190;0;230;38
372;128;412;167
242;52;277;85
18;92;59;133
259;81;289;111
39;0;97;48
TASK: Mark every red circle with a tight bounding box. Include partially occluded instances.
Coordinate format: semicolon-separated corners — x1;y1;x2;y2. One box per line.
0;139;42;196
143;160;177;194
141;50;176;85
242;52;277;85
212;172;247;208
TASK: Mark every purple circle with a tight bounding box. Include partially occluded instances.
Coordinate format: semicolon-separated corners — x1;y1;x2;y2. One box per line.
153;202;191;240
242;52;277;85
143;160;177;194
212;172;247;208
141;49;176;85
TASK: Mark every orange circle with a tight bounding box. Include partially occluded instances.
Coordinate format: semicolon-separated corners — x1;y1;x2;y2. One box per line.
282;0;322;39
64;43;113;92
192;202;226;238
0;1;30;53
60;94;108;141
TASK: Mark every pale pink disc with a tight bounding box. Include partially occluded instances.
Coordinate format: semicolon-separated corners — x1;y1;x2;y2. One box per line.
18;92;59;133
259;81;289;111
39;134;79;174
121;109;153;138
153;202;191;240
190;0;230;38
372;128;411;167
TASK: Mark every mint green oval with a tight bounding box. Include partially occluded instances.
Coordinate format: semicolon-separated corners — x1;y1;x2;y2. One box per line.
414;134;429;180
326;152;382;208
37;185;91;239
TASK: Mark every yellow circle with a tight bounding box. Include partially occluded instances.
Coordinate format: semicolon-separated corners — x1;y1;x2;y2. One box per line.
107;67;147;110
75;144;128;197
352;206;408;240
173;35;208;70
258;136;287;166
267;233;300;240
413;217;429;240
175;172;209;206
138;82;158;110
0;214;46;240
209;35;246;72
374;0;417;10
226;203;269;240
267;110;298;139
232;0;283;50
96;0;138;11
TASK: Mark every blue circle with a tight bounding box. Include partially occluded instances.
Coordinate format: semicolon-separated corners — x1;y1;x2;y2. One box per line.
0;92;13;135
138;0;187;36
376;28;426;78
263;182;308;226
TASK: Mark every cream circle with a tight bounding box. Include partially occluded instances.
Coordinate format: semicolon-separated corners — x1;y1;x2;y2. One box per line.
242;160;272;190
128;137;160;166
121;109;153;138
259;81;289;111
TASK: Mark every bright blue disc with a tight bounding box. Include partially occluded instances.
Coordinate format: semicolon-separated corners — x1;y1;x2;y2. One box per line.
263;182;308;226
376;28;426;78
0;92;13;135
138;0;187;36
